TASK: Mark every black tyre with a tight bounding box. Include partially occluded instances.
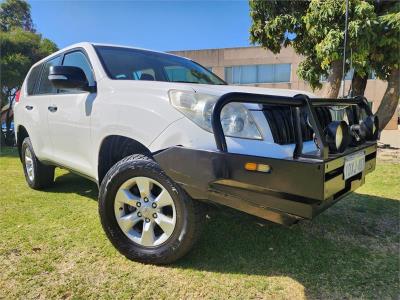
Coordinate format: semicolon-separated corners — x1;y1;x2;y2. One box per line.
99;154;204;264
21;137;55;190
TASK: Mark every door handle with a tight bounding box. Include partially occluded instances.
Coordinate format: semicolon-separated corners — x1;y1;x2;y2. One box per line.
25;105;33;111
48;106;58;112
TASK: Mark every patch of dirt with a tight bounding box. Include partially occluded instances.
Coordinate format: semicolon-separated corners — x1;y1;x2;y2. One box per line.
377;147;400;163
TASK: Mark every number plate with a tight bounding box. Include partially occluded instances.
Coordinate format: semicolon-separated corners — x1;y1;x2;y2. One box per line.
344;151;365;180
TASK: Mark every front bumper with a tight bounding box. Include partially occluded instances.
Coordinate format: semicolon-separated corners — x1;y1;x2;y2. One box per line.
154;142;377;226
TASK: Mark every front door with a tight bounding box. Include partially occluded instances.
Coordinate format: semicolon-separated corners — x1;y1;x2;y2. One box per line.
47;50;96;177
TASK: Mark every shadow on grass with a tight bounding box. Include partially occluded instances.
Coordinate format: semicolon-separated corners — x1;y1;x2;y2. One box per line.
46;172;98;200
175;195;399;298
43;170;399;297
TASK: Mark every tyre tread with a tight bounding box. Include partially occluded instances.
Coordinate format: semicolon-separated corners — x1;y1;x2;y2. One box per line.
99;154;204;264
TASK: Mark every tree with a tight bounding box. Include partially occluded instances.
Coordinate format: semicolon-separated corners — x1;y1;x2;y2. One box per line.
0;0;57;146
250;0;399;130
351;1;399;129
370;2;399;130
0;0;34;32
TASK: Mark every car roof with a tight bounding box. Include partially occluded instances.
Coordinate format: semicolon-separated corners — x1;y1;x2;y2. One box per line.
31;42;186;69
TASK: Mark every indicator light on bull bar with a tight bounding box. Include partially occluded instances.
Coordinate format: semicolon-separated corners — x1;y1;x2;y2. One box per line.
244;162;257;171
244;163;271;173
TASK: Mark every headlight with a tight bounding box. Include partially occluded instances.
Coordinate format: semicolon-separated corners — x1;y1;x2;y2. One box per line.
324;121;350;153
360;115;379;141
168;90;262;140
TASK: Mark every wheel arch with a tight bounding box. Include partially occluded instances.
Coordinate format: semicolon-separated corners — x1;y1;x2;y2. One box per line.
97;135;152;185
16;125;30;161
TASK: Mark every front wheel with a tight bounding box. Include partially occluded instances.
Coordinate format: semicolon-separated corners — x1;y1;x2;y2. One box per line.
99;154;204;264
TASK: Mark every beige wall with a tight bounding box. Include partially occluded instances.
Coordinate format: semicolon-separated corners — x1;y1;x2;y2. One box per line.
170;46;397;130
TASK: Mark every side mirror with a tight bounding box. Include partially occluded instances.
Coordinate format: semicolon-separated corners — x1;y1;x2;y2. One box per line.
49;66;94;92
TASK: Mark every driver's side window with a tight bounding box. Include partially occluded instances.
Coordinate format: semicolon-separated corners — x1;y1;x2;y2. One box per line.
61;51;95;90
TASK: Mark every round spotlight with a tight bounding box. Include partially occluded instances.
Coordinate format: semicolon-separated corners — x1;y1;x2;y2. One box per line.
324;121;350;153
360;115;379;141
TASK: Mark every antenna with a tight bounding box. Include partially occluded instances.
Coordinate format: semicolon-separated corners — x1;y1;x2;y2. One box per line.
341;0;350;98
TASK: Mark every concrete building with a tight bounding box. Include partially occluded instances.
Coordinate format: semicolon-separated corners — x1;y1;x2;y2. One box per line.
170;46;397;130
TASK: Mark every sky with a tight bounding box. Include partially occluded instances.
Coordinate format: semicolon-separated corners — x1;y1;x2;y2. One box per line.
29;0;253;51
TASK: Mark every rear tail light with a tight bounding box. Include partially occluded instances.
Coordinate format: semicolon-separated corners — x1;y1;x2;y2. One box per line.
15;90;21;103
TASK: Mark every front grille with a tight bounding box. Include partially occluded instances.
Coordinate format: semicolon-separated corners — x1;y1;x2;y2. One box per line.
263;106;332;145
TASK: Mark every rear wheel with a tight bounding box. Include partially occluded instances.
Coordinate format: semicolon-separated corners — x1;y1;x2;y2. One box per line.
21;137;54;190
99;154;204;264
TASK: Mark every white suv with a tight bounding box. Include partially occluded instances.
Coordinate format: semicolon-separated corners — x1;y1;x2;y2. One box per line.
14;42;379;264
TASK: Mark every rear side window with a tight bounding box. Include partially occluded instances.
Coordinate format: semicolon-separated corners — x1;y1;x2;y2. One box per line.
27;65;42;95
37;56;61;94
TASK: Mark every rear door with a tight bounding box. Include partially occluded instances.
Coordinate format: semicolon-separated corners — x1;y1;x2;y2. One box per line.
19;56;61;160
47;49;96;177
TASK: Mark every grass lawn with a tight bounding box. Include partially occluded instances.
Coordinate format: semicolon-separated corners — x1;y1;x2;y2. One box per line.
0;147;399;299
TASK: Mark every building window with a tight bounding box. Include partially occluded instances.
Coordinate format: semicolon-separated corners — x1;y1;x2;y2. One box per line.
224;64;291;84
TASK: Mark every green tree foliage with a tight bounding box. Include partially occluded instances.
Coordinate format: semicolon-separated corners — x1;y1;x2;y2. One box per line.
0;0;57;145
371;2;400;129
250;0;399;129
370;1;399;80
1;29;57;104
0;0;57;108
250;0;376;93
0;0;34;32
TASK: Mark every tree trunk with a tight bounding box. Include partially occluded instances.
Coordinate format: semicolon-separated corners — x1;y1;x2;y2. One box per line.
351;71;368;97
376;68;400;130
324;60;343;98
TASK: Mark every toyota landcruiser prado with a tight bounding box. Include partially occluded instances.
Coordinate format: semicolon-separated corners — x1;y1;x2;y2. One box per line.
14;43;378;264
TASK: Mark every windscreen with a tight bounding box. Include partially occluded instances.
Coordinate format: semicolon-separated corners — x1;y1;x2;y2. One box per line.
95;46;226;85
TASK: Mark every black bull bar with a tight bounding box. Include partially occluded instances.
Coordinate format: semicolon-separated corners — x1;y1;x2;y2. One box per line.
154;93;377;226
211;93;374;159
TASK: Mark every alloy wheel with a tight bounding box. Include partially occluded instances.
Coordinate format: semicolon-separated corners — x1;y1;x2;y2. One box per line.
25;147;34;182
114;176;177;247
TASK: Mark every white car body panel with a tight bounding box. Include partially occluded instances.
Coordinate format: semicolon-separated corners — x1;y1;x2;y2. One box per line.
47;92;94;175
14;82;52;160
14;42;317;182
149;115;317;158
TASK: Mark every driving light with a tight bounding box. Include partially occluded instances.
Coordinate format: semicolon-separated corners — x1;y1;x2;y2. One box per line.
360;115;379;141
169;90;262;140
324;121;350;153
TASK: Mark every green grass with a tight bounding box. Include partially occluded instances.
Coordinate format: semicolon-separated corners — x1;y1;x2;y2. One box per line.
0;147;399;299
